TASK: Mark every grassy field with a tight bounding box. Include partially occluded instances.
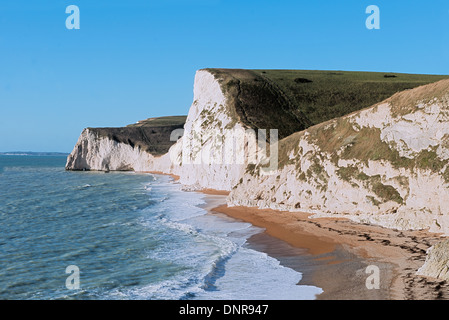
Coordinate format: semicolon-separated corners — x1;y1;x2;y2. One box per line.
252;69;449;127
206;68;449;139
126;115;187;128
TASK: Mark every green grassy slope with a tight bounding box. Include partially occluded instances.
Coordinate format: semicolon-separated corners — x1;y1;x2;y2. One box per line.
206;68;449;139
205;68;312;140
253;70;449;126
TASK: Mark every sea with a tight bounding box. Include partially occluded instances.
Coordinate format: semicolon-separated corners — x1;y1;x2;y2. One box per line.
0;155;322;300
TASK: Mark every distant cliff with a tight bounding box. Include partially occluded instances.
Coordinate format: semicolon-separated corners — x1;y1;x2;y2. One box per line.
65;116;186;171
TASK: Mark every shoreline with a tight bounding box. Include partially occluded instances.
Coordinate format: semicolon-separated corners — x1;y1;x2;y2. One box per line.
141;171;180;181
155;173;449;300
210;204;392;299
210;204;449;300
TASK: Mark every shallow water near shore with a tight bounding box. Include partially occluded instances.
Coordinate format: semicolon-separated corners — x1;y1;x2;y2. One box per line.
0;155;322;300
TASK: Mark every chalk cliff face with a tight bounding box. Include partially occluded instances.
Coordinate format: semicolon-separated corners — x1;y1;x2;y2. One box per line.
65;121;185;172
170;70;250;190
66;69;282;190
65;70;254;191
228;79;449;235
66;128;152;171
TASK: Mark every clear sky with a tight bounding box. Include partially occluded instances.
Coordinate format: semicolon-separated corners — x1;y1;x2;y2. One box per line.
1;0;449;152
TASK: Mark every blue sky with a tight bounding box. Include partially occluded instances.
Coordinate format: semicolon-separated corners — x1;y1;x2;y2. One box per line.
1;0;448;152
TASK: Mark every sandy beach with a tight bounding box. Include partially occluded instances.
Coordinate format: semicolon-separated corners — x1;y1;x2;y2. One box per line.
213;204;449;300
192;186;449;300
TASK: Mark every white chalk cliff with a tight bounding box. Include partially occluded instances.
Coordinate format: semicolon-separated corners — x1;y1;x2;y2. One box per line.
168;70;250;190
66;70;253;190
66;128;156;172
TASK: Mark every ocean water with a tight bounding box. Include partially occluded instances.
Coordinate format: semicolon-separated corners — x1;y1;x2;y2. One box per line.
0;155;322;300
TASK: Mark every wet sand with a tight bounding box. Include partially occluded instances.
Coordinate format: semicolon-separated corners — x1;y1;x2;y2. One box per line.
210;204;449;300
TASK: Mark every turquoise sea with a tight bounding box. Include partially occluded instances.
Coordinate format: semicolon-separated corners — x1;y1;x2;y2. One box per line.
0;155;322;300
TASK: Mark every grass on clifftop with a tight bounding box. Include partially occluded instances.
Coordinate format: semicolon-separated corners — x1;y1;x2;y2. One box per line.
251;69;449;127
91;116;187;156
127;116;187;127
205;68;449;140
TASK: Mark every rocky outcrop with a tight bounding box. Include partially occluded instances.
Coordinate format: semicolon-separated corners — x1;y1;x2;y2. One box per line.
417;240;449;280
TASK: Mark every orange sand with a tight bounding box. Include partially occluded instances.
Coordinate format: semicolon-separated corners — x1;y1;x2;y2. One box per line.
209;203;448;300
